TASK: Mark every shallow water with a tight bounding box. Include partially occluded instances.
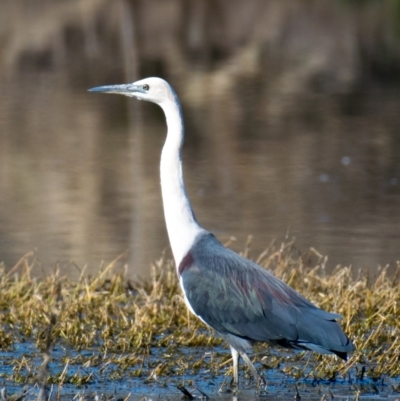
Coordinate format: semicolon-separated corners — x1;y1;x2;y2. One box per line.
1;3;400;400
1;72;400;280
1;1;400;278
1;340;399;400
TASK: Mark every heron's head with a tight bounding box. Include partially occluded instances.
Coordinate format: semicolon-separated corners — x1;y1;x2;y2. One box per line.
89;77;174;105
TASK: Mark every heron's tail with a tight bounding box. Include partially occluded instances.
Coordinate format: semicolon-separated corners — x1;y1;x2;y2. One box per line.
295;307;355;359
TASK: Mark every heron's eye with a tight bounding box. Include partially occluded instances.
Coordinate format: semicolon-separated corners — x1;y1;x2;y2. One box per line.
142;84;149;91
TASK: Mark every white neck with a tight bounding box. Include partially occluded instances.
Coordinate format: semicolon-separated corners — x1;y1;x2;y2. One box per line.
159;98;205;267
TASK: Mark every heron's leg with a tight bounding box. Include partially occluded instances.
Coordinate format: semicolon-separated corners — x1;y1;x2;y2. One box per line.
239;351;266;389
230;346;239;387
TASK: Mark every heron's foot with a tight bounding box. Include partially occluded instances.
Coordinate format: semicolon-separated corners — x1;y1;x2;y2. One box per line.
218;377;238;394
294;384;301;401
256;377;267;395
229;379;239;395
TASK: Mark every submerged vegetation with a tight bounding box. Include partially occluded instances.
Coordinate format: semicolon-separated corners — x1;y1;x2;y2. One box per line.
0;241;399;399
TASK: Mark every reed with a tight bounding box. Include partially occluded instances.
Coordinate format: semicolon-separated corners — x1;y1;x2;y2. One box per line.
0;241;399;399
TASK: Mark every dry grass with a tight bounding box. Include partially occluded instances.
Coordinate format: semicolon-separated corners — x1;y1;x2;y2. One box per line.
0;241;399;396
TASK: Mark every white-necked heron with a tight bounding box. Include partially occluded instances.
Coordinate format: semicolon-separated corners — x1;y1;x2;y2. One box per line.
89;77;355;389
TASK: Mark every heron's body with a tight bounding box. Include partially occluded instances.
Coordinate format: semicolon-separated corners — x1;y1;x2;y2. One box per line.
180;232;350;358
89;77;355;388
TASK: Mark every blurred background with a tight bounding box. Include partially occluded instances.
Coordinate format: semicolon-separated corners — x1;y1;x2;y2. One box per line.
0;0;399;279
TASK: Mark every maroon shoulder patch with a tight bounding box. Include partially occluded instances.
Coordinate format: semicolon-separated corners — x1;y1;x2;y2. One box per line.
178;252;194;275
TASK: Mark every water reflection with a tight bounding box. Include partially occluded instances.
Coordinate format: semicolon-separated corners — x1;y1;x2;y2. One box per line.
0;0;399;278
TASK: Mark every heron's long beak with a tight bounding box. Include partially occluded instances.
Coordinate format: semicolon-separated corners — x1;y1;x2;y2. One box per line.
88;83;144;96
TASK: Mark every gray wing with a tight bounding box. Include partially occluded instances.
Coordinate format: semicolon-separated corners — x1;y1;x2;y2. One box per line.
180;234;353;355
